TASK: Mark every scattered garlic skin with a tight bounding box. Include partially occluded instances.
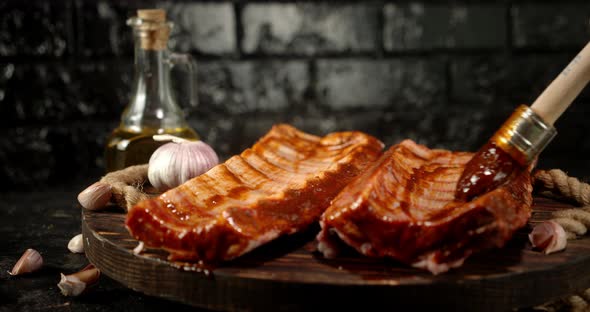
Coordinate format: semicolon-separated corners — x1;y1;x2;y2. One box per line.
148;138;219;191
77;182;112;210
529;220;567;254
9;248;43;276
58;264;100;296
58;273;86;296
68;234;84;254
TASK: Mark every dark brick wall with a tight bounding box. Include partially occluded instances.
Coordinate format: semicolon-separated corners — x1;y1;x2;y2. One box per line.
1;0;589;190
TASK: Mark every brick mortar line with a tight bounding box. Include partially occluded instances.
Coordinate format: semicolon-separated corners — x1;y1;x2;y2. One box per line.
375;1;386;58
6;49;584;64
443;58;453;107
506;2;514;51
2;105;550;131
65;0;77;60
508;0;590;4
227;0;388;4
0;119;117;131
307;60;319;110
234;2;245;58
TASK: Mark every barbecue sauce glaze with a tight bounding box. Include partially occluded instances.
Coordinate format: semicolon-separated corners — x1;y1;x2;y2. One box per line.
455;140;523;202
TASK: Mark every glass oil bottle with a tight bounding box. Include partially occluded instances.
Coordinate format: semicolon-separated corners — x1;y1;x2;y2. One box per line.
104;9;199;172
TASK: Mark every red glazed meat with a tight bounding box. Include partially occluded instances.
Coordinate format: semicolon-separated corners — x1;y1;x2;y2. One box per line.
126;124;384;262
317;139;533;274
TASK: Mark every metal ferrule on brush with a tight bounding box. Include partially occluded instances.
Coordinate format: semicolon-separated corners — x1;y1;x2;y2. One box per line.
491;105;557;165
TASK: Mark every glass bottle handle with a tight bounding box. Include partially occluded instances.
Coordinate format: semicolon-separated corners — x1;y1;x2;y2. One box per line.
168;52;197;109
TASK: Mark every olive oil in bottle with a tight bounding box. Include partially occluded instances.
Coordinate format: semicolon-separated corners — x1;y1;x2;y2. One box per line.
104;126;198;173
105;9;199;172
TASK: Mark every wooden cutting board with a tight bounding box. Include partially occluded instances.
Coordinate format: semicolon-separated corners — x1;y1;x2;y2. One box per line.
82;197;590;311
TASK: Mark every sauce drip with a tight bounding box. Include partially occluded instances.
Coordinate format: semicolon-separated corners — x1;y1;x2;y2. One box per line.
455;140;523;202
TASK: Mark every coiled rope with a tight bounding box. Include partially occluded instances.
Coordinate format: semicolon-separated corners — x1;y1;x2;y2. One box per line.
532;169;590;312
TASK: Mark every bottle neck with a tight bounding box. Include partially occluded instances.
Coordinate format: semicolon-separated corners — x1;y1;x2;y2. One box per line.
134;47;172;107
121;42;186;131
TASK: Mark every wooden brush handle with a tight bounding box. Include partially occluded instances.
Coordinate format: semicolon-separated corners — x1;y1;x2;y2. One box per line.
531;41;590;125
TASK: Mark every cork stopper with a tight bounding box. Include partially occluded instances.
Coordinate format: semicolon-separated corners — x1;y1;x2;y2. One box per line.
135;9;170;51
137;9;166;23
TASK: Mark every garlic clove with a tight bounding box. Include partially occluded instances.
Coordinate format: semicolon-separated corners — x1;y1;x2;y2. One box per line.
58;273;85;296
544;222;568;254
78;182;112;210
529;221;567;254
529;224;552;250
9;248;43;276
58;264;100;296
68;234;84;254
133;241;145;255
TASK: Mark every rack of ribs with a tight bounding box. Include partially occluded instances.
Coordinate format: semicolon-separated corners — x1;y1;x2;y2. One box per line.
126;124;384;263
317;139;533;274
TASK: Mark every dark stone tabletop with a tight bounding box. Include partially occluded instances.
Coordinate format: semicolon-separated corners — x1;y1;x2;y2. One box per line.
0;182;210;312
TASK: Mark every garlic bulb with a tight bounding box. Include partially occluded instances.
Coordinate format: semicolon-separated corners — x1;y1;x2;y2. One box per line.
148;135;219;191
